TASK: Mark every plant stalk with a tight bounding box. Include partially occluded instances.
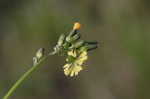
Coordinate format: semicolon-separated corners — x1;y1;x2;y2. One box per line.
3;54;50;99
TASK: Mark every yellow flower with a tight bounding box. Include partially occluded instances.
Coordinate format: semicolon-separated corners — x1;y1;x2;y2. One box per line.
63;49;88;77
68;50;77;57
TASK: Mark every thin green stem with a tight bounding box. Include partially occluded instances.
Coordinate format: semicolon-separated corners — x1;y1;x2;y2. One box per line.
3;54;51;99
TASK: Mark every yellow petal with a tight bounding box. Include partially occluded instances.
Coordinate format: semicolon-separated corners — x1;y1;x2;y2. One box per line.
63;64;70;68
68;50;73;56
74;71;78;76
75;56;87;65
80;56;88;61
75;66;83;71
68;50;77;57
70;71;74;77
79;51;87;57
64;69;70;76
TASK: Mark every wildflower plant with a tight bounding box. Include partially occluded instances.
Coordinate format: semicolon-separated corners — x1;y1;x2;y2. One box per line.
3;22;98;99
52;22;98;76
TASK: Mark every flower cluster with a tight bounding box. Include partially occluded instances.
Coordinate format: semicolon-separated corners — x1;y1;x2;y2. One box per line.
33;22;98;77
53;22;97;77
63;49;88;77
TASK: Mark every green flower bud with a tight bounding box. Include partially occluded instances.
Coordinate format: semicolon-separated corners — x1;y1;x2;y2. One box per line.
70;33;80;42
57;34;65;46
72;40;84;49
79;46;88;52
68;29;77;37
33;57;38;65
65;35;71;42
85;41;98;45
66;33;80;43
66;30;78;42
87;44;98;51
36;48;45;59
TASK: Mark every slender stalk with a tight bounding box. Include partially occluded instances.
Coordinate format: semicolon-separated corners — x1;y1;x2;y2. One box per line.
3;54;51;99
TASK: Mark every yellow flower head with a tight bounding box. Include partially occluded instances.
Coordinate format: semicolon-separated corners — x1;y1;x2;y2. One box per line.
63;49;88;77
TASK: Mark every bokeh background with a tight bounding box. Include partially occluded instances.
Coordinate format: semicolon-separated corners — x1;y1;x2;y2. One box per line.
0;0;150;99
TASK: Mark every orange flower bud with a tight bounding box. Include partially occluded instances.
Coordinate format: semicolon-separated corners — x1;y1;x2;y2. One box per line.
73;22;81;30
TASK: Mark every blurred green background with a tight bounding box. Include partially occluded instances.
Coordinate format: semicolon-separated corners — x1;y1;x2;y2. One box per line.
0;0;150;99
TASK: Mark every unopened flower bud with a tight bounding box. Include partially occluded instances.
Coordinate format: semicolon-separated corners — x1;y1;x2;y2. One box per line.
73;22;81;30
33;57;38;65
73;40;84;49
66;22;81;42
57;34;65;46
87;45;98;51
66;33;80;43
36;48;45;59
70;33;80;42
85;41;98;45
79;46;88;52
66;35;72;42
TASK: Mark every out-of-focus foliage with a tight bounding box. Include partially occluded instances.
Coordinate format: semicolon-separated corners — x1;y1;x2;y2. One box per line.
0;0;150;99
